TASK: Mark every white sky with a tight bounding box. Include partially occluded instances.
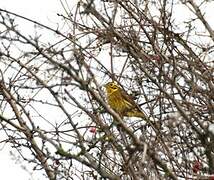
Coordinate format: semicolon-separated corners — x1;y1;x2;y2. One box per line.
0;0;213;179
1;0;62;23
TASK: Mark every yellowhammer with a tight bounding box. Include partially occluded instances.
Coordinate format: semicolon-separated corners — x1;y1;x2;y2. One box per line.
104;82;147;119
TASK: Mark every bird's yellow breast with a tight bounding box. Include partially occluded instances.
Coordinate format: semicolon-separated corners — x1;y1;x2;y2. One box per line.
107;90;129;115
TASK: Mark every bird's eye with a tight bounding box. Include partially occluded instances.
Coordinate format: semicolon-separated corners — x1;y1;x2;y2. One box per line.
110;83;117;89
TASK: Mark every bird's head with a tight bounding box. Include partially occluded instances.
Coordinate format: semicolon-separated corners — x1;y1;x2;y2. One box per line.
104;82;119;94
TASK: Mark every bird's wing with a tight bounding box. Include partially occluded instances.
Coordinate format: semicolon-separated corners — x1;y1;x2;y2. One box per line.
119;87;150;119
120;87;139;108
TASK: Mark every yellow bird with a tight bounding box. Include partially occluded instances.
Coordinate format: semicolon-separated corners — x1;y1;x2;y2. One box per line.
104;82;147;119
